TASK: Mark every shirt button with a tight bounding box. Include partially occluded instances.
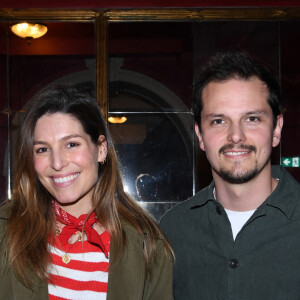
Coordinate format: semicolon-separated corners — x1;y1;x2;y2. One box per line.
228;259;239;269
216;206;222;215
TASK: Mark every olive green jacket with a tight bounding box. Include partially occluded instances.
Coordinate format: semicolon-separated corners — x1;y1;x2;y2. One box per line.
0;203;173;300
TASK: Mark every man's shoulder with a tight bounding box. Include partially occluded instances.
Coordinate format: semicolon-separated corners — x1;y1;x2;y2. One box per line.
271;165;300;200
160;185;211;226
272;165;300;187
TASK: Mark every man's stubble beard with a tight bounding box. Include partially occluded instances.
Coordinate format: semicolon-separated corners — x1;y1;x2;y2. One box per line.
215;160;259;184
213;143;271;184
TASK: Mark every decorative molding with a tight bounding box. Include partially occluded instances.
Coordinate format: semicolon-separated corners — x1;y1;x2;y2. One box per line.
104;8;300;21
0;9;97;21
1;8;300;22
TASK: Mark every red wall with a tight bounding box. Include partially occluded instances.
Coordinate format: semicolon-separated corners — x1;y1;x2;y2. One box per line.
0;0;300;8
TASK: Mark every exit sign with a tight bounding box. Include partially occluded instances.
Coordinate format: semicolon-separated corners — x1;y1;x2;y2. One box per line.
282;157;300;167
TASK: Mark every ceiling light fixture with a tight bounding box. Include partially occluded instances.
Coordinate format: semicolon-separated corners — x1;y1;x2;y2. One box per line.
11;22;47;44
108;116;127;124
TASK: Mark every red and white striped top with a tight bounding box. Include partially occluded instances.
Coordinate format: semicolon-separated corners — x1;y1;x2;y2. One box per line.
48;231;110;300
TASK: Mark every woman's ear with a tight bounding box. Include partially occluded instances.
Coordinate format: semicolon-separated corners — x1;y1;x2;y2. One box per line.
97;135;108;163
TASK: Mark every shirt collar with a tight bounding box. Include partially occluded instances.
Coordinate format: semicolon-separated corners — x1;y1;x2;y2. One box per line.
265;165;300;219
188;181;216;209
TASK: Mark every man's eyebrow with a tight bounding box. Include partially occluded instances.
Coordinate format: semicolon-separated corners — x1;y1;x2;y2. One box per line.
243;110;268;116
204;110;268;119
33;134;83;145
204;113;226;119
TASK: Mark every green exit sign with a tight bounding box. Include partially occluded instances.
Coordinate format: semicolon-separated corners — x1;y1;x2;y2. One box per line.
282;157;300;167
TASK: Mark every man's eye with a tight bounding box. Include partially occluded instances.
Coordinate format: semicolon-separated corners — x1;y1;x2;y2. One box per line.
247;116;260;122
67;142;79;148
212;119;224;125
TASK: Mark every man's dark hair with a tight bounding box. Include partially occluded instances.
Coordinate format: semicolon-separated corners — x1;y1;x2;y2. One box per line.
192;51;282;129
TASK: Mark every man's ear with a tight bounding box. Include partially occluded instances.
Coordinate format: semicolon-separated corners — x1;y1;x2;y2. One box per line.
97;135;108;163
195;123;205;152
272;114;283;148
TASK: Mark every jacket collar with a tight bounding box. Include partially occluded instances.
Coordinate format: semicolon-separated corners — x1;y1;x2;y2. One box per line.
189;165;299;219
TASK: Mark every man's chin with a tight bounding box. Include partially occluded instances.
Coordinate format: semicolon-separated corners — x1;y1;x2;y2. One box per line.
216;167;258;184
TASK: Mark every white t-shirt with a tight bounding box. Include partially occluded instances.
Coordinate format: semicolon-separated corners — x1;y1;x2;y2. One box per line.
224;208;256;240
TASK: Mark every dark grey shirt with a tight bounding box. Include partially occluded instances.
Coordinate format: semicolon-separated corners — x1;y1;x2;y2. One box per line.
161;166;300;300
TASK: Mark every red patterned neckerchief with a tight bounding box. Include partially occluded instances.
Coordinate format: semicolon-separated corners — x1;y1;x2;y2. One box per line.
52;200;109;258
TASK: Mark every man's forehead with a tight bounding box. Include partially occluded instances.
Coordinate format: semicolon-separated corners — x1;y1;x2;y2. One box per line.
201;77;269;110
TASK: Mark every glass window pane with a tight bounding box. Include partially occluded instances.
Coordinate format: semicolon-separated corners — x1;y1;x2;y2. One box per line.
109;113;194;206
108;22;193;112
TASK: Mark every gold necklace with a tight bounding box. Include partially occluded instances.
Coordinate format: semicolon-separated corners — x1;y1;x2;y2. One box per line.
55;227;84;265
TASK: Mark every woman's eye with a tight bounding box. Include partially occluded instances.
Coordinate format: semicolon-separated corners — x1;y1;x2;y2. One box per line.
35;147;48;154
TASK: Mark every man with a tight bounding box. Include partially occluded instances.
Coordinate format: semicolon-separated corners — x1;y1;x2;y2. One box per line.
161;52;300;299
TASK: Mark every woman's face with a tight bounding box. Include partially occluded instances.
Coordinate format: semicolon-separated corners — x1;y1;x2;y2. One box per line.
33;113;107;216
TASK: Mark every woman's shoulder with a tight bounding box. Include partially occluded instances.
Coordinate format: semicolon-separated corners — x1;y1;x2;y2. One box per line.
0;201;11;236
120;220;169;259
121;221;144;240
121;220;164;242
0;202;11;249
0;201;12;221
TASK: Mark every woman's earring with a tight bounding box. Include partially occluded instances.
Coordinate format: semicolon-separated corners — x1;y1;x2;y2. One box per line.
100;157;107;165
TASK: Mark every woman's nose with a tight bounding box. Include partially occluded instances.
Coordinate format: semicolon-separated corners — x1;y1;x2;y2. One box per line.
50;149;68;171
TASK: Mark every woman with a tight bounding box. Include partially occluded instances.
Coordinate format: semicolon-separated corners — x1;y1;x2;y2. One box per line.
0;86;173;299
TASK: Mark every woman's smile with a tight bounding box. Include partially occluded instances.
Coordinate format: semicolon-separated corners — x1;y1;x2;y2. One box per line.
51;172;80;185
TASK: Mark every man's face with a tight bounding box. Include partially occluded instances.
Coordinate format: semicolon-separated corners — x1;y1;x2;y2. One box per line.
195;77;283;184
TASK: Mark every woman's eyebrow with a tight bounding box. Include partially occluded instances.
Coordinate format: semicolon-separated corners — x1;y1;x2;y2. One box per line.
33;134;83;145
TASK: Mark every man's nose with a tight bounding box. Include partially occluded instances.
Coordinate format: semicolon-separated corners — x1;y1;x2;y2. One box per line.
227;123;246;144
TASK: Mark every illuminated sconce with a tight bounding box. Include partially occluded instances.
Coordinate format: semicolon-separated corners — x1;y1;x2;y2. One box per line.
11;22;47;44
108;116;127;124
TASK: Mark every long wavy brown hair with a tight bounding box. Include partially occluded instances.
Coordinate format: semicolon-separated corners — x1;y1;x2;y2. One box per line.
5;86;173;288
